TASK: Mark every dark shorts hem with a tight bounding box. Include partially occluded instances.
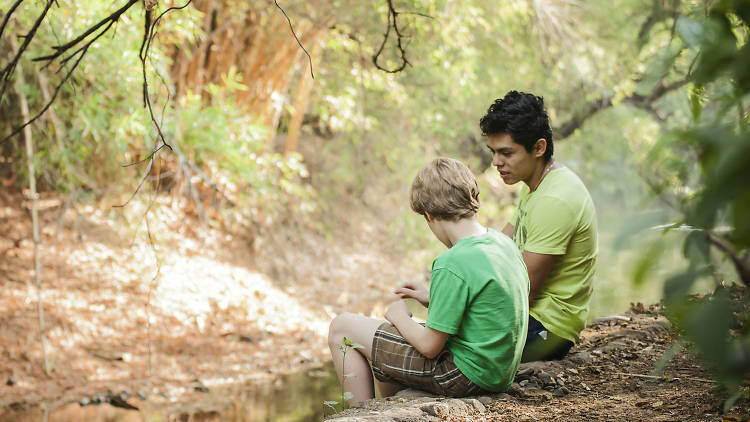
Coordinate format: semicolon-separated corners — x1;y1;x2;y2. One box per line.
522;315;575;362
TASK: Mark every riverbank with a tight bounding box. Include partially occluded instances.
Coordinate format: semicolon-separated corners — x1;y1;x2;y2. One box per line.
326;302;750;421
0;187;421;419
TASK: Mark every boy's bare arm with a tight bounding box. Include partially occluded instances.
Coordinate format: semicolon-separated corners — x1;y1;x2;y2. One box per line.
385;300;448;359
394;281;429;307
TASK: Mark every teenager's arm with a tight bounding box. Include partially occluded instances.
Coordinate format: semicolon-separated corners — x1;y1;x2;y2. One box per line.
502;223;514;239
523;251;557;304
385;300;448;359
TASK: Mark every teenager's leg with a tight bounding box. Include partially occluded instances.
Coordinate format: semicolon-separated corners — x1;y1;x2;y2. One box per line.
328;313;385;405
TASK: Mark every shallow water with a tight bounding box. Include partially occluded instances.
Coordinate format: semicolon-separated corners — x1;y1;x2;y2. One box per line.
0;365;342;422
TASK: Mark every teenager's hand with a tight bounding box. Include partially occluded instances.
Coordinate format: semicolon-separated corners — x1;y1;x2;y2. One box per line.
385;300;412;324
394;281;429;307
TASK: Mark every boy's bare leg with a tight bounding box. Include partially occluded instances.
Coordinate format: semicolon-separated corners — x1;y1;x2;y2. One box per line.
328;313;385;405
376;379;405;398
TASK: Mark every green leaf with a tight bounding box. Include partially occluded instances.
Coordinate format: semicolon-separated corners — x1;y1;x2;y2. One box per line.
683;231;710;265
651;341;683;377
344;372;357;378
631;240;666;286
676;16;705;47
350;341;365;349
323;400;339;406
689;86;704;121
343;391;354;400
343;337;352;347
634;42;682;96
723;390;743;414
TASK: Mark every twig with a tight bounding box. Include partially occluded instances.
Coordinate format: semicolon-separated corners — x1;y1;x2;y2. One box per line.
113;143;156;208
706;230;750;285
0;0;55;102
613;372;715;383
144;210;161;378
372;0;410;73
118;0;194;206
32;0;139;64
0;0;25;41
1;20;113;144
274;0;314;79
137;1;194;153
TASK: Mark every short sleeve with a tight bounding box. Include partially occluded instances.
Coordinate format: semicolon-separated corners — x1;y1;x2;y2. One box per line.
523;196;577;255
426;268;470;335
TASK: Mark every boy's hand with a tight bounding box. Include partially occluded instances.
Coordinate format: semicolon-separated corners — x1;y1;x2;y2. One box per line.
394;281;429;307
385;300;412;324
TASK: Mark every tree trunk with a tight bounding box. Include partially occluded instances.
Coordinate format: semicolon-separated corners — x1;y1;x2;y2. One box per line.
285;42;320;155
13;52;51;376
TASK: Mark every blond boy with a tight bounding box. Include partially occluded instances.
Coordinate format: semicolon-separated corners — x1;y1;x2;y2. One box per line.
328;158;529;405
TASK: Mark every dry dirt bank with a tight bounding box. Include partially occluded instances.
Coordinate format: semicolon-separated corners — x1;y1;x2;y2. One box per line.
0;187;421;415
327;304;750;421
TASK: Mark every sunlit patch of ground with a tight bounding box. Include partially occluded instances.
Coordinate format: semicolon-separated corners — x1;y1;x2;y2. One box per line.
0;188;422;409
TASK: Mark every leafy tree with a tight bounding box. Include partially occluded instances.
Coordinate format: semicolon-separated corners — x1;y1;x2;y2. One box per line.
618;0;750;408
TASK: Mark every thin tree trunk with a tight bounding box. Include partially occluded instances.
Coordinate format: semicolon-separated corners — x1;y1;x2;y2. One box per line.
13;57;51;376
285;42;320;155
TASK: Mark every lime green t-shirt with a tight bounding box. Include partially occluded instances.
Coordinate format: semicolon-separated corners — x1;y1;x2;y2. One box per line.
426;228;529;392
511;166;598;342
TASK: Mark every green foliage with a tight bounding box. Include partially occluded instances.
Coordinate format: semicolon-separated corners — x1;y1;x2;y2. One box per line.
1;1;312;229
628;0;750;408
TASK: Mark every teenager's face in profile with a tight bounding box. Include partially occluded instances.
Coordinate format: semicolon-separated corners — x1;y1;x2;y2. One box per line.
486;133;537;186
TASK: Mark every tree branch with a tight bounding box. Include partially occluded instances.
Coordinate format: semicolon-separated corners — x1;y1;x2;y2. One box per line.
555;79;690;139
32;0;139;64
0;0;25;41
1;20;113;144
0;0;55;102
274;0;314;79
372;0;410;73
706;231;750;286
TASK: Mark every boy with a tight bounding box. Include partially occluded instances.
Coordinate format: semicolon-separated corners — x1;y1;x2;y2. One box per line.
327;158;529;405
480;91;598;361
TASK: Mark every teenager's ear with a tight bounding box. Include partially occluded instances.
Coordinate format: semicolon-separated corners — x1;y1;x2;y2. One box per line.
533;138;547;158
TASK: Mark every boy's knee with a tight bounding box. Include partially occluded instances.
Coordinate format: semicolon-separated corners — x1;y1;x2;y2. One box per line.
328;313;355;348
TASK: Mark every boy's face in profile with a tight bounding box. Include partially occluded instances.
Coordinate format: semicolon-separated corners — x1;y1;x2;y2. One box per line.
486;133;541;186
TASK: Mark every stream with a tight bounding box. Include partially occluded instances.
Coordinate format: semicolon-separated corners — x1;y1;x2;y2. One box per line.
0;364;341;422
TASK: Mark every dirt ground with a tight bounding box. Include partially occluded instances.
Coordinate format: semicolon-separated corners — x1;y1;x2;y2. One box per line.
0;185;421;417
328;303;750;421
2;185;749;421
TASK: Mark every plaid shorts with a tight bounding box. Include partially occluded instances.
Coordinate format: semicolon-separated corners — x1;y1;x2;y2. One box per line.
370;322;484;397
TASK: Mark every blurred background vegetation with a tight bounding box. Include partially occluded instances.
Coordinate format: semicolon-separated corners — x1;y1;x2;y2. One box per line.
1;0;748;404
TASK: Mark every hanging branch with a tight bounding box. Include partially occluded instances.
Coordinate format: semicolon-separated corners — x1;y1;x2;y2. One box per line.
372;0;410;73
0;0;25;41
274;0;314;79
0;0;55;102
33;0;140;64
1;19;115;144
0;0;141;144
135;0;194;153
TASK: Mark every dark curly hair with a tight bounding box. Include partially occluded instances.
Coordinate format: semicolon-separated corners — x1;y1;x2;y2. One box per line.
479;91;554;162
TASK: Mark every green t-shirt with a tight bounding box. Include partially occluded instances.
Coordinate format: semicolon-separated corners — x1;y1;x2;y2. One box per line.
426;228;529;392
511;166;598;342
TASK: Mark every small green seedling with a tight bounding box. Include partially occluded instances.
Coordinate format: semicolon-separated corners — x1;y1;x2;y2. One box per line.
324;336;365;414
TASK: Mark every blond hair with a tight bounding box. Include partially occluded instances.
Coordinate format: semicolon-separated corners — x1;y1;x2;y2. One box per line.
410;158;480;221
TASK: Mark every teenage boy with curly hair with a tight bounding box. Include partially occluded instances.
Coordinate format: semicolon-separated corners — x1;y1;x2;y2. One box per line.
328;157;529;405
480;91;598;362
